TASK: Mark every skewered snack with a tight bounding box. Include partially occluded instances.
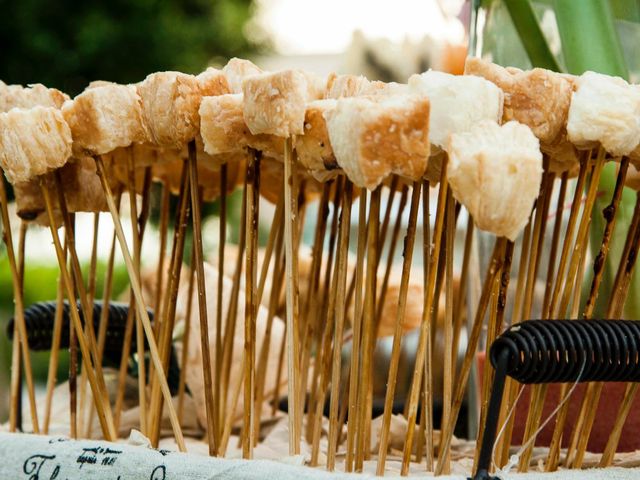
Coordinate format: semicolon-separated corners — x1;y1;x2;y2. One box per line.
242;69;323;137
0;106;72;184
137;71;202;148
408;70;503;150
325;73;372;98
62;83;148;156
199;93;284;159
0;81;69;110
324;94;430;189
447;120;543;240
294;99;338;174
464;57;573;145
567;71;640;156
223;57;263;94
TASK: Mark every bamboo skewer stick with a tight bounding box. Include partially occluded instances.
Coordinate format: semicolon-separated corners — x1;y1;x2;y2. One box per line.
95;156;186;451
310;180;345;465
40;182;114;440
154;183;171;336
374;185;408;330
583;156;629;318
522;152;605;472
146;164;190;444
221;182;247;419
327;181;354;471
126;152;147;437
420;180;434;472
402;159;448;476
177;243;197;424
243;148;261;458
546;158;589;319
216;162;228;436
346;190;368;472
440;189;457;474
254;217;285;439
187;141;218;456
376;181;421;475
283;137;302;455
587;192;640;468
355;186;381;472
452;217;474;378
435;238;506;476
1;178;39;434
307;179;343;446
85;222;119;438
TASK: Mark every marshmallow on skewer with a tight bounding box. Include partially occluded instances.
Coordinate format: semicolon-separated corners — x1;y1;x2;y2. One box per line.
465;58;573;145
223;58;263;94
324;94;430;190
0;106;72;184
447;120;543;241
0;82;69;111
294;99;338;173
137;71;202;149
242;69;324;138
62;84;148;156
325;74;372;98
409;70;503;151
567;71;640;157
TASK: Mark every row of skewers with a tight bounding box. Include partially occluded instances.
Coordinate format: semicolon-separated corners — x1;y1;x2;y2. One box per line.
2;54;640;476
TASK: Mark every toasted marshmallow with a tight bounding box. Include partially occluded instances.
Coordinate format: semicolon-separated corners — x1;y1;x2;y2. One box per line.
465;58;572;144
567;71;640;156
197;67;231;97
137;71;202;148
324;94;430;190
295;99;338;172
409;70;503;150
0;106;72;184
62;84;148;156
242;70;316;137
223;58;263;94
0;83;69;112
199;93;284;159
325;74;372;99
626;163;640;191
448;120;542;241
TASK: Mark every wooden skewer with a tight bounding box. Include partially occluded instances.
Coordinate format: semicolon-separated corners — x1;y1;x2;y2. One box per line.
147;163;190;445
435;238;506;475
327;181;355;471
177;242;197;424
583;156;629;318
154;183;171;337
403;158;448;476
187;141;218;455
440;189;457;474
345;189;368;472
452;217;474;379
40;181;114;440
216;162;228;436
125;151;148;437
9;221;27;433
1;178;40;434
310;179;345;465
243;148;261;458
253;216;285;439
374;185;408;332
580;192;640;468
376;181;421;475
307;178;343;446
95;156;186;451
355;186;381;472
85;217;119;438
283;137;302;455
523;152;604;471
221;181;247;419
546;157;589;319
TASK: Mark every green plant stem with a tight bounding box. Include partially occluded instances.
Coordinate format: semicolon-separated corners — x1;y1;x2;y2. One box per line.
503;0;561;71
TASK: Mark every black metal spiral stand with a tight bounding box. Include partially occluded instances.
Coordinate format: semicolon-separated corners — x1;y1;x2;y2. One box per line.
472;319;640;480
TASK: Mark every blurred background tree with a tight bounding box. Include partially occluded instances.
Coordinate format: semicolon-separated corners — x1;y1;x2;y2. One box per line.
0;0;267;95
